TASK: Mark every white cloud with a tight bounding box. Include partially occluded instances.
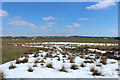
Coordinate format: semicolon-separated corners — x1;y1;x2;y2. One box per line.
39;22;56;29
0;10;8;16
78;18;89;20
43;16;55;20
68;29;74;32
46;22;56;27
108;29;118;33
86;0;116;10
8;18;56;30
8;20;37;28
66;23;80;28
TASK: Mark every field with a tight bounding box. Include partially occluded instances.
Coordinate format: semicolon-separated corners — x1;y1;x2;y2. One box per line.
2;37;118;64
0;37;119;78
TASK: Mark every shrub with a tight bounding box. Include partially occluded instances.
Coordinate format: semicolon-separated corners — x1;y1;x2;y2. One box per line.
25;55;30;58
40;60;45;63
33;54;39;58
63;55;66;58
34;60;40;63
41;63;44;66
63;59;65;63
16;59;22;64
70;64;79;70
53;55;58;58
70;59;75;63
33;64;38;67
80;63;86;68
95;56;100;59
80;55;84;58
41;54;43;57
46;63;54;68
69;56;75;63
100;58;107;65
45;53;49;58
68;56;74;60
96;64;102;67
0;71;5;79
84;60;94;63
59;66;68;73
9;64;16;69
44;57;46;60
57;57;60;61
21;58;28;63
110;62;116;64
85;56;93;59
90;67;103;76
27;67;34;72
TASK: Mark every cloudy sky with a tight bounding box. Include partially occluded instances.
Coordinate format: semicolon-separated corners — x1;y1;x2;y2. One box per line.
1;1;118;37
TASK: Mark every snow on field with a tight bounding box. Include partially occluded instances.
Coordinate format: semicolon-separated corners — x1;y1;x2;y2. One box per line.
0;42;119;78
12;42;118;47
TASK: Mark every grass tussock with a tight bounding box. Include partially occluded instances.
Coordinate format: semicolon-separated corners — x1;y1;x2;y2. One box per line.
70;64;79;70
96;64;102;67
84;60;94;63
85;56;93;59
57;57;60;61
27;67;34;72
9;64;16;69
33;64;38;67
90;67;103;76
46;63;54;68
0;71;5;79
68;56;75;63
40;60;45;63
59;66;68;73
33;54;39;58
21;58;28;63
100;57;107;65
80;63;86;68
34;60;40;63
16;59;22;64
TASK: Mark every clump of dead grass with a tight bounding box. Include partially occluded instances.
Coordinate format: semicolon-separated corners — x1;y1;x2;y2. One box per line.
59;65;68;73
9;64;16;70
27;67;34;72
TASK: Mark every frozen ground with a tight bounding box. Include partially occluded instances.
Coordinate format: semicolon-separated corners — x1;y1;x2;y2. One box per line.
0;42;119;78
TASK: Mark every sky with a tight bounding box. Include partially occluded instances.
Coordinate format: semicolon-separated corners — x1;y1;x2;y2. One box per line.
1;1;118;37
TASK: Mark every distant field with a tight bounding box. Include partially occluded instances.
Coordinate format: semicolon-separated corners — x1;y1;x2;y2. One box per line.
2;37;118;43
1;37;119;64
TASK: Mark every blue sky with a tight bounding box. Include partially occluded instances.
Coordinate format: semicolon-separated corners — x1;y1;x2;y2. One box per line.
1;2;118;37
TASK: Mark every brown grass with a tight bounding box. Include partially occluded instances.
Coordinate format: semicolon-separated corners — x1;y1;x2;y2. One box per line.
84;60;94;63
90;67;103;76
34;60;40;63
70;64;79;70
27;67;34;72
46;63;54;68
59;66;68;73
9;64;16;69
21;58;28;63
16;59;22;64
33;64;38;67
0;71;5;79
2;37;118;65
100;57;107;65
80;63;86;68
96;64;102;67
40;60;45;63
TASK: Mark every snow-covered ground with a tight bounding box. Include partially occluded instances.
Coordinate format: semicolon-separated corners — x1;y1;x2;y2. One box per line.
12;42;118;46
1;42;119;78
